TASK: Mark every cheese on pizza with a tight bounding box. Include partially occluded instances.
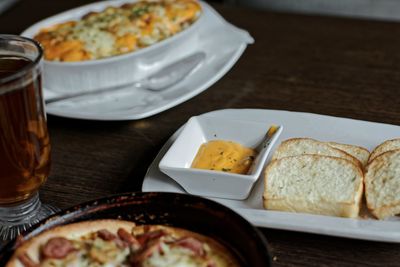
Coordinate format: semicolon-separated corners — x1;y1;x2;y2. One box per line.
7;220;240;267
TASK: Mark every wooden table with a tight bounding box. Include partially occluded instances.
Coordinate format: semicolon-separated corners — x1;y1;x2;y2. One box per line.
2;1;400;266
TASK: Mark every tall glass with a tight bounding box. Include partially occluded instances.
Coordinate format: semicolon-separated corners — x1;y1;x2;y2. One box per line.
0;35;58;241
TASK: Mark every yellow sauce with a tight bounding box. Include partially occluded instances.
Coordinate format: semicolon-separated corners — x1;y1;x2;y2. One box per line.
191;140;256;174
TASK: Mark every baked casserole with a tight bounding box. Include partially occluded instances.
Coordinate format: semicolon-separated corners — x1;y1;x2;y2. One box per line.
34;0;202;62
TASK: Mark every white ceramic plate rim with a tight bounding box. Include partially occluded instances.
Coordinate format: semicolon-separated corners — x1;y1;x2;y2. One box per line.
142;108;400;242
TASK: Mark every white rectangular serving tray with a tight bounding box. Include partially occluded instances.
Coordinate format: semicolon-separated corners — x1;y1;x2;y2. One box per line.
142;109;400;242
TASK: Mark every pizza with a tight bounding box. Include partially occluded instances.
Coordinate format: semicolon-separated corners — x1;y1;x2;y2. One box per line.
6;219;240;267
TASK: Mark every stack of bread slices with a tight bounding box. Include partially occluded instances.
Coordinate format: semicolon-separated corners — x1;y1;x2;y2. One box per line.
263;137;400;219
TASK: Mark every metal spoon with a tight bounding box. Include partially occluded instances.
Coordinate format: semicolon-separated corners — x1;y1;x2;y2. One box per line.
45;52;206;104
246;125;283;175
254;125;283;153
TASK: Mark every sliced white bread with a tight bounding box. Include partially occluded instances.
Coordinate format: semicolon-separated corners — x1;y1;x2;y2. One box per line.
368;138;400;163
272;138;362;168
365;149;400;219
263;155;364;218
326;142;370;167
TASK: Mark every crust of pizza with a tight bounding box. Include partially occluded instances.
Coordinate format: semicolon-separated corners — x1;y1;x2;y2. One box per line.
7;220;240;267
6;219;136;267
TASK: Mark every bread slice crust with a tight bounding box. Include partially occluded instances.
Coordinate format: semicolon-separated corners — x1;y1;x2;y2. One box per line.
326;141;370;167
272;138;363;169
368;138;400;163
263;155;364;218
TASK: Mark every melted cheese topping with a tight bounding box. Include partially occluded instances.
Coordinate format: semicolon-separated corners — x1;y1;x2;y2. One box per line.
34;0;202;61
144;241;211;267
40;237;130;267
20;226;238;267
191;140;256;174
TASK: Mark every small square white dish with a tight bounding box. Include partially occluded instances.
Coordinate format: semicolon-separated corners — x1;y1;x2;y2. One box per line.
158;116;282;200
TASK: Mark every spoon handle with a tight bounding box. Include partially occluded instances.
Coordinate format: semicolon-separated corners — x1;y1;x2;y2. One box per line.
255;125;282;153
44;82;140;104
145;52;206;91
247;125;283;175
45;52;206;104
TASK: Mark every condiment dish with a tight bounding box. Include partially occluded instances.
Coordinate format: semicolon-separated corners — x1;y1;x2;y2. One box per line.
159;115;282;200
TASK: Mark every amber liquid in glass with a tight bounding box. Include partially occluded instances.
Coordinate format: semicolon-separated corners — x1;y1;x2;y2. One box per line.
0;56;50;204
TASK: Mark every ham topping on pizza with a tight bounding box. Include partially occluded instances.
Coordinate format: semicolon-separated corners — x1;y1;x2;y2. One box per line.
42;237;76;259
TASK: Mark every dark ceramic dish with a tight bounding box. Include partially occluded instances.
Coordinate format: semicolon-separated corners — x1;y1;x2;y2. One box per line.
0;192;271;266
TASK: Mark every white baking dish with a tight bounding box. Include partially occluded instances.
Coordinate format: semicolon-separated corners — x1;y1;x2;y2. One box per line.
21;0;204;93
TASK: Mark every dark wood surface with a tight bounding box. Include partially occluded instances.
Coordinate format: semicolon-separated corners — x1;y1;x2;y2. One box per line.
2;1;400;266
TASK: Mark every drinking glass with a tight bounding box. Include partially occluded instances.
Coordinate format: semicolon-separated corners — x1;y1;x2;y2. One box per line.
0;35;58;241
